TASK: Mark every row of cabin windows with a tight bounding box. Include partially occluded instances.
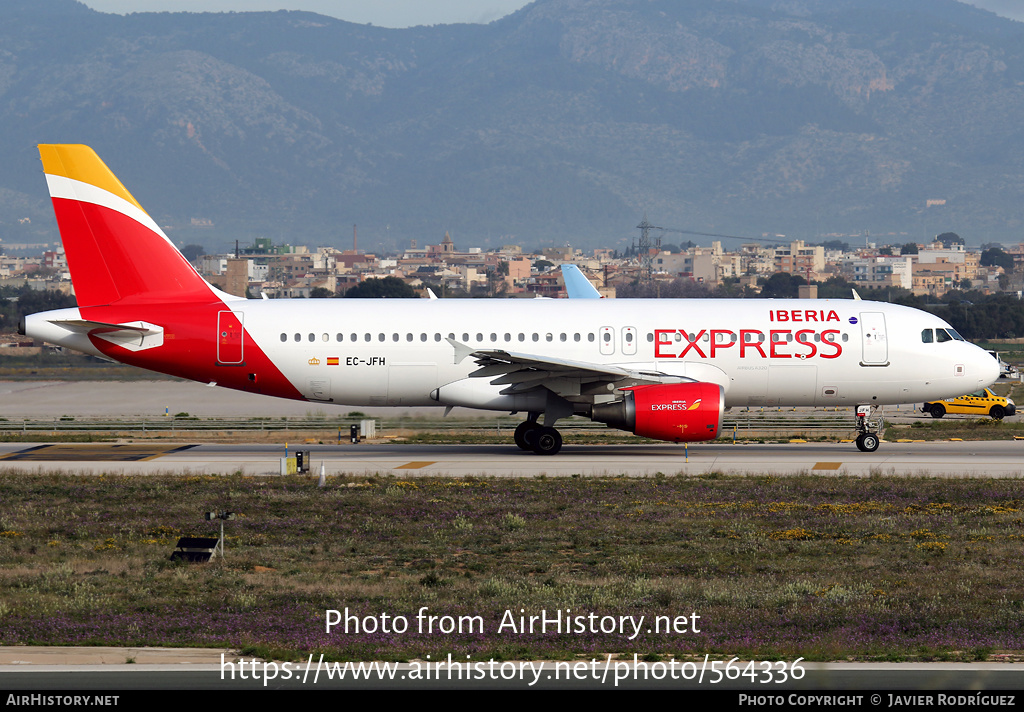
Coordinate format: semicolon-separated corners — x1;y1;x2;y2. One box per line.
280;332;604;344
279;330;849;345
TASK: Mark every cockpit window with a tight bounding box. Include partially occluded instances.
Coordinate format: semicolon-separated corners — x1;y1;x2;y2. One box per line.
935;328;952;343
921;329;933;343
947;328;966;341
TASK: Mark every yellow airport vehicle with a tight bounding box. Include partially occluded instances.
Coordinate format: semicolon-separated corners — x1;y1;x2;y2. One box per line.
922;388;1016;420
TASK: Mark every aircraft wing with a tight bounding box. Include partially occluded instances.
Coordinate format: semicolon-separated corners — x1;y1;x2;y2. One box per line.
467;348;691;396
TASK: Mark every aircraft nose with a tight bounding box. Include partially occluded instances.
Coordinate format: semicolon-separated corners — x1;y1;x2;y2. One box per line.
974;348;1000;387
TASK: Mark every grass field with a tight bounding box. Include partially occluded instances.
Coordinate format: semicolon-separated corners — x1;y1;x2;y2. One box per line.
0;472;1022;662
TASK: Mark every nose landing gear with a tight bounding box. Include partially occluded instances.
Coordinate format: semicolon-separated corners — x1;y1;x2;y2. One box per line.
854;405;881;452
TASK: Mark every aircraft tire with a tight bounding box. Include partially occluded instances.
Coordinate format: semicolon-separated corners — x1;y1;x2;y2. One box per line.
990;405;1005;420
860;433;879;452
930;404;945;419
532;427;562;456
514;421;540;450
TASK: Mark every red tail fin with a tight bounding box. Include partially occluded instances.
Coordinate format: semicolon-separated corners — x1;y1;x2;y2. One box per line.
39;144;216;306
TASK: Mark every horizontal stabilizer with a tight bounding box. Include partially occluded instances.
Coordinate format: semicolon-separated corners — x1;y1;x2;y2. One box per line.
50;319;156;334
50;318;164;352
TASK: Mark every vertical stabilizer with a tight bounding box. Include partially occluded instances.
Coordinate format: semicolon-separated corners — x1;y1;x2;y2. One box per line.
39;144;216;306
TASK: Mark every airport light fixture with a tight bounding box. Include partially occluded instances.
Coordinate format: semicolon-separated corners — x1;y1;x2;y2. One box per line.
205;510;236;558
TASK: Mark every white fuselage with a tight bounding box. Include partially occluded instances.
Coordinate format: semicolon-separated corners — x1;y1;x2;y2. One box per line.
223;297;997;409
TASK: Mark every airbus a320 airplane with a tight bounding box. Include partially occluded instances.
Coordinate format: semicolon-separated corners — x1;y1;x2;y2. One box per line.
22;145;999;455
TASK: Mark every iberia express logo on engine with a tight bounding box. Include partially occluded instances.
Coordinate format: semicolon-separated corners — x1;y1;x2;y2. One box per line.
651;399;702;411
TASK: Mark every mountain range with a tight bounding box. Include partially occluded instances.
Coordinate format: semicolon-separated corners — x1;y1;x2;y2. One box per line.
1;0;1022;252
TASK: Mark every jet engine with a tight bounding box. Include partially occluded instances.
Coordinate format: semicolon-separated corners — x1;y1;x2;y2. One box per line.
590;383;724;442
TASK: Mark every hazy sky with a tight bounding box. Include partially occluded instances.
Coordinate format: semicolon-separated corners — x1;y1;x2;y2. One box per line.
78;1;1024;28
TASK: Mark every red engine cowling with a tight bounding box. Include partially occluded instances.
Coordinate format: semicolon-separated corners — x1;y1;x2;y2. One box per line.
591;382;724;442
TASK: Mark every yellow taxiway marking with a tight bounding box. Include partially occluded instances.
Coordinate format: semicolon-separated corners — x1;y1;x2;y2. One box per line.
0;444;197;462
812;462;843;470
394;461;437;470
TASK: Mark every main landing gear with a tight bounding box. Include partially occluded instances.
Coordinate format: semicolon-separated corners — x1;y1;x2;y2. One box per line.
514;419;562;456
854;404;880;452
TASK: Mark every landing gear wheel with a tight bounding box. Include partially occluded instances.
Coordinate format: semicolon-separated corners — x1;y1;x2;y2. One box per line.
857;433;879;452
854;404;882;453
531;426;562;456
930;404;945;419
514;421;540;450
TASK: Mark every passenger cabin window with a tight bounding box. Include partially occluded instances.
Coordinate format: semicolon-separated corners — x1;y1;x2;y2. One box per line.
280;333;287;342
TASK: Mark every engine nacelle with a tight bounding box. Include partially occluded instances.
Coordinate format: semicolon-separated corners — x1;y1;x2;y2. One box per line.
590;382;724;442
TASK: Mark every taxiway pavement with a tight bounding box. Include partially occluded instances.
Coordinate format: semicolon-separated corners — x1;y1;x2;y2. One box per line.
0;440;1019;477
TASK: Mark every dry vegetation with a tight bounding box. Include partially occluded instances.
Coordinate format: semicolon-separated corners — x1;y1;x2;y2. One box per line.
1;472;1022;662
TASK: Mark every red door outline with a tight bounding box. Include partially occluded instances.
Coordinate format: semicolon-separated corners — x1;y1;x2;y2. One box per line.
217;311;244;364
